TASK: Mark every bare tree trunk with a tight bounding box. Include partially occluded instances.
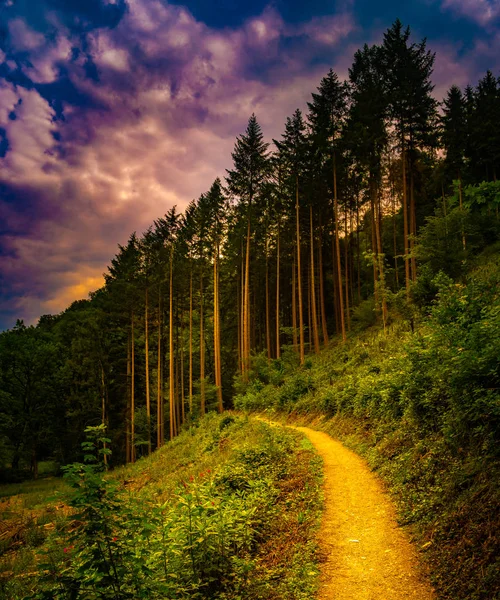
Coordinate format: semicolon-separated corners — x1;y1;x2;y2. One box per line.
180;309;185;424
344;205;351;332
169;252;176;439
296;176;305;364
292;249;298;353
214;240;223;413
309;204;320;353
370;179;379;304
243;218;251;379
157;292;163;448
200;270;206;414
101;364;107;467
189;270;193;415
458;171;466;250
333;154;346;342
409;162;417;282
131;311;135;463
126;333;131;462
375;185;387;332
332;233;340;334
145;288;151;455
356;194;361;303
391;177;399;287
265;241;271;360
318;224;329;346
402;143;410;295
276;221;281;359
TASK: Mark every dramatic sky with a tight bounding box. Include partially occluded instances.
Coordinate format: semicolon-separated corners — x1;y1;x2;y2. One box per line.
0;0;499;330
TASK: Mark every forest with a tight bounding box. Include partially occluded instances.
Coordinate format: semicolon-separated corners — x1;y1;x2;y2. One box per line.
1;17;500;600
1;19;500;473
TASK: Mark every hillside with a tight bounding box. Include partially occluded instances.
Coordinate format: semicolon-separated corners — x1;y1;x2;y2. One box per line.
0;414;322;599
235;250;500;600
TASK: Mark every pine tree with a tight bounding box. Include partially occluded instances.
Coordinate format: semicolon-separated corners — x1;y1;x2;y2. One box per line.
308;70;350;341
347;43;388;322
382;19;438;287
226;115;270;380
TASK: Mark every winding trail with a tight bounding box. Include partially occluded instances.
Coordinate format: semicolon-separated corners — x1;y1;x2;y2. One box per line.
296;426;436;600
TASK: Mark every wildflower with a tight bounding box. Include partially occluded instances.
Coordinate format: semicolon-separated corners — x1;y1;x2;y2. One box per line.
190;475;194;482
112;537;118;542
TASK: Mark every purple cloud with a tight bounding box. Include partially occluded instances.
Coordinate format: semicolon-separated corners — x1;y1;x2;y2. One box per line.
440;0;500;27
0;0;497;328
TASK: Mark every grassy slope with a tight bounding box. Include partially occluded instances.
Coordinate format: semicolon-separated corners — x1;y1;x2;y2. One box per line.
0;414;322;600
236;254;500;600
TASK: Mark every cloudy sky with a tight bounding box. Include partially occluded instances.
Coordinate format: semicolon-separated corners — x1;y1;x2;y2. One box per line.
0;0;499;330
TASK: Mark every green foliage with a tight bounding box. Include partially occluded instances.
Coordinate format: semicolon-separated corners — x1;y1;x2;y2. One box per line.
237;252;500;600
9;416;321;600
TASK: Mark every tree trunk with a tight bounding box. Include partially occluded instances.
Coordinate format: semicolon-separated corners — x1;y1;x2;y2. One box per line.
392;178;399;287
296;176;305;364
200;270;206;414
309;204;320;353
370;178;379;304
265;242;271;360
344;205;351;332
292;249;298;353
101;364;108;467
189;270;193;415
157;292;163;448
180;308;185;424
126;333;131;462
243;217;251;379
333;153;346;342
131;311;135;463
402;143;410;294
356;194;361;303
374;184;387;331
276;221;281;359
409;161;417;282
214;240;223;413
145;288;151;455
318;224;329;346
169;252;176;439
458;171;466;250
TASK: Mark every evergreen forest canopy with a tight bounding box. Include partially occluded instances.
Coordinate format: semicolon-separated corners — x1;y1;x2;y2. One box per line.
1;19;500;476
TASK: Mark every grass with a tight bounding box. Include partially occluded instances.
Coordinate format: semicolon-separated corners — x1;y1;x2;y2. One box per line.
0;413;323;600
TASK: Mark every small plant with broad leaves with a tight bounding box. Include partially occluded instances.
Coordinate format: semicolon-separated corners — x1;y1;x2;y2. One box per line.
24;425;155;599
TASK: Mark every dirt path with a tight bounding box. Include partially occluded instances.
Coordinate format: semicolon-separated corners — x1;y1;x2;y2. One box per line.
296;426;435;600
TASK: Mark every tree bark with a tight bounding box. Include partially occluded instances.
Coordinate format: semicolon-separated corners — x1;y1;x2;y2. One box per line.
169;252;176;439
296;176;305;364
402;143;410;294
131;311;135;463
276;221;281;359
145;287;151;455
309;204;320;353
214;239;223;412
333;153;346;342
318;224;329;346
200;270;206;414
189;270;193;415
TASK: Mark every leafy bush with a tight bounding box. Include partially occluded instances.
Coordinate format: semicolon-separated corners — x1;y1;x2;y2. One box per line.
21;417;321;600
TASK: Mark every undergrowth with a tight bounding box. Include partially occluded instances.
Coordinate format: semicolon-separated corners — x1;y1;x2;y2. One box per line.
235;256;500;600
0;414;322;600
